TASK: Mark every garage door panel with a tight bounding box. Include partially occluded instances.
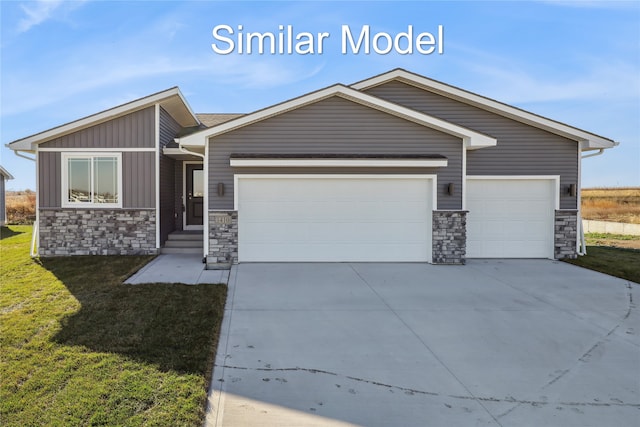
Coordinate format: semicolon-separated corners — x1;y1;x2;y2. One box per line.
237;176;432;262
467;179;555;258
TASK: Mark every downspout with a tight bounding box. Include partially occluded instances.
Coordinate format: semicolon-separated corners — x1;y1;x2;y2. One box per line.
14;149;38;257
14;150;36;162
577;143;619;255
176;140;205;160
581;148;605;159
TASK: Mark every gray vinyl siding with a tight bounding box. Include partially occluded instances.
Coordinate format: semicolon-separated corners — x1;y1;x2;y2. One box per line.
159;107;182;243
1;177;6;224
38;148;154;208
159;107;181;148
208;96;463;210
123;152;155;208
40;107;155;149
365;81;579;209
39;151;61;208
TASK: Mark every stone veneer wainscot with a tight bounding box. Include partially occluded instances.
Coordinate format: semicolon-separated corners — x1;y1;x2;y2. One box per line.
39;209;157;256
554;209;578;259
208;211;238;268
432;210;467;265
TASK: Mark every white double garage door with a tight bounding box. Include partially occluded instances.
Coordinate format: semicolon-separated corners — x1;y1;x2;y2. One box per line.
236;175;558;262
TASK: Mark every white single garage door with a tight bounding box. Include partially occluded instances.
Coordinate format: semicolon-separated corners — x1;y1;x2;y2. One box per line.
236;175;433;262
466;178;557;258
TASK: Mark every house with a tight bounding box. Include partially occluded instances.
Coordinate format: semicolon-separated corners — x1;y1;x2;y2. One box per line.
0;165;14;226
7;69;617;265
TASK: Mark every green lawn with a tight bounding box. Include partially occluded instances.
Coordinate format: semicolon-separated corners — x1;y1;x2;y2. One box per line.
565;245;640;284
0;226;227;426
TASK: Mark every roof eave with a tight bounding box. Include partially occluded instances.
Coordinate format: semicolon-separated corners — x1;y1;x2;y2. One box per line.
0;166;14;180
352;69;616;150
7;87;200;151
178;84;497;149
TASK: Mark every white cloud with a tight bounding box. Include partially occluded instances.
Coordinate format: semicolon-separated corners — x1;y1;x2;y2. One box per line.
18;0;64;32
17;0;87;33
1;56;206;117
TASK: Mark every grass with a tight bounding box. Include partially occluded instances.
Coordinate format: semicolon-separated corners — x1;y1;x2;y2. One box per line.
0;226;227;426
584;232;640;250
565;246;640;284
585;232;639;241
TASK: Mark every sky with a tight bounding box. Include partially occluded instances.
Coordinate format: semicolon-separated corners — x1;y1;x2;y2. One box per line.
1;0;639;190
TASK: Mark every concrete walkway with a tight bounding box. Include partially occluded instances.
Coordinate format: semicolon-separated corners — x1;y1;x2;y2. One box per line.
206;260;639;427
124;254;229;284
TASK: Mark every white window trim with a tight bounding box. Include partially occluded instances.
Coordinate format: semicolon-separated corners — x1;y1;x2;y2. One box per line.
61;152;123;208
229;158;448;168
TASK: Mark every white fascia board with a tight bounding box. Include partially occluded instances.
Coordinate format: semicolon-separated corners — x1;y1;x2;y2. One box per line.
8;87;195;151
229;158;448;168
352;69;616;150
0;166;14;180
178;84;497;149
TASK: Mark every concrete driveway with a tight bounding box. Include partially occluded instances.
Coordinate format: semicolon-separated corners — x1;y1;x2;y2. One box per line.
206;261;639;427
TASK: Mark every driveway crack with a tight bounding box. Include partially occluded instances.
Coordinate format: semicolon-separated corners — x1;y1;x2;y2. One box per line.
483;275;637;420
215;363;640;409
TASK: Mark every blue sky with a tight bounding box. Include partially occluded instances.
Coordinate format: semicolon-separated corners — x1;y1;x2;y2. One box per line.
1;0;639;190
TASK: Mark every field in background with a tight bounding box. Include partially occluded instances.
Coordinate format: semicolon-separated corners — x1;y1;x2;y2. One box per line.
6;187;639;228
581;187;640;224
5;190;36;224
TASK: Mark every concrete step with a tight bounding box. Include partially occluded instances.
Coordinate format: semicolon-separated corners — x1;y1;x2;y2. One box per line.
167;232;202;241
164;240;204;248
160;247;203;255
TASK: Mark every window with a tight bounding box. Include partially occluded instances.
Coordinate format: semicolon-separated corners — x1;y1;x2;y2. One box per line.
62;153;122;207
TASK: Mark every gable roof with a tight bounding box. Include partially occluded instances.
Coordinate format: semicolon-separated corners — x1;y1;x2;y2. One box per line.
0;165;13;180
196;113;245;128
178;84;497;150
7;87;200;152
351;68;617;150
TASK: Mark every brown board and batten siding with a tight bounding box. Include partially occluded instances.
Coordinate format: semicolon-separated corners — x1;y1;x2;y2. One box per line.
208;96;463;210
38;107;156;208
158;107;183;243
365;81;579;209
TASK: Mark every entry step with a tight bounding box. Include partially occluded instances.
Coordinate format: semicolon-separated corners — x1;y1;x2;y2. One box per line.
160;247;203;254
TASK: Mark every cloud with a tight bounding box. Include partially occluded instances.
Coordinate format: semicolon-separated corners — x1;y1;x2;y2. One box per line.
1;56;206;117
17;0;86;33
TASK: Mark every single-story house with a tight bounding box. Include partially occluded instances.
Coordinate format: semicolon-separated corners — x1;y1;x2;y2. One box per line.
7;69;617;266
0;165;14;226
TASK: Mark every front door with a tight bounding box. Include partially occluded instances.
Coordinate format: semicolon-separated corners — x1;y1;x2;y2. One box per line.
185;163;204;228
